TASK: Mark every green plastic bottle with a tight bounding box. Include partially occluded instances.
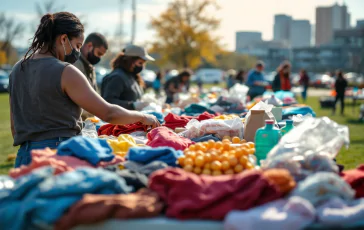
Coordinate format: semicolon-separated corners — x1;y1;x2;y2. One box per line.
281;120;294;136
254;120;281;165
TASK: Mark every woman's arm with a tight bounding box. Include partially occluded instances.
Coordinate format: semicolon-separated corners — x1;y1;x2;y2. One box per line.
61;65;158;126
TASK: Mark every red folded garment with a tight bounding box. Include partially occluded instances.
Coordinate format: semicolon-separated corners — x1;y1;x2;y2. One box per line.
163;112;216;130
341;164;364;198
98;122;148;136
149;168;282;220
146;126;194;151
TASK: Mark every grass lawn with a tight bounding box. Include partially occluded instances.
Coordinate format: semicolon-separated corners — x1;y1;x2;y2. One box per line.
0;92;363;174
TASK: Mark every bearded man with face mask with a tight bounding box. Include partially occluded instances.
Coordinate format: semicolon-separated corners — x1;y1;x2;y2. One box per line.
101;45;155;110
73;32;108;92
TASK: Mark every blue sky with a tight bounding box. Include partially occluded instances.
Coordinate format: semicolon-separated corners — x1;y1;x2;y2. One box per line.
2;0;364;50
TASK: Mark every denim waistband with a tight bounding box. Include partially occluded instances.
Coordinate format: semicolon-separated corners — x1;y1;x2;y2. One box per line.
21;137;70;150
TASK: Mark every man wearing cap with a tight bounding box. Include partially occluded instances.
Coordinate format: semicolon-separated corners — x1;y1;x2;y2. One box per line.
101;45;155;110
246;61;268;100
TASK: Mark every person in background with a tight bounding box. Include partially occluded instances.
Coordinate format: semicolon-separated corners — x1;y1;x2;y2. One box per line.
153;71;164;96
235;69;245;84
73;33;108;120
299;69;310;102
333;70;348;115
9;12;160;168
164;70;192;104
73;32;108;91
272;61;292;92
226;69;237;89
101;45;154;110
246;61;267;100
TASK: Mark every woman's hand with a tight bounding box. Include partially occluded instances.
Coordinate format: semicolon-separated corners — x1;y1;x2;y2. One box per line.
141;114;160;129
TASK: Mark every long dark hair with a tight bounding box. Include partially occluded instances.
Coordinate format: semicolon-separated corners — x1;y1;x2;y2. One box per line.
21;12;84;69
111;52;145;88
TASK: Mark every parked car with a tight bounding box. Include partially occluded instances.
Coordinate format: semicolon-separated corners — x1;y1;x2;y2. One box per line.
310;73;334;88
141;69;157;88
95;67;109;89
165;69;179;82
195;68;224;84
345;72;364;85
0;70;9;93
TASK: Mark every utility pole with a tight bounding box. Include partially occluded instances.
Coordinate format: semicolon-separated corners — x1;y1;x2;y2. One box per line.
131;0;136;44
119;0;125;50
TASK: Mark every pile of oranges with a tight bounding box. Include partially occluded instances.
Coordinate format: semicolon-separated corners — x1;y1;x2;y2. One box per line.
177;136;256;176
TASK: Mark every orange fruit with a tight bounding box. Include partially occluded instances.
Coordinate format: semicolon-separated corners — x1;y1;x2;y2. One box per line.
195;150;204;157
211;161;222;171
232;136;240;144
221;161;230;170
247;142;255;148
229;150;237;156
208;140;215;149
239;156;248;166
200;146;207;153
202;168;211;175
229;156;238;167
177;156;186;166
194;156;205;167
183;165;193;172
241;148;250;156
247;148;255;155
245;162;255;169
184;157;194;166
189;145;196;151
185;151;196;160
224;169;234;175
240;139;247;144
212;170;222;176
210;153;219;161
241;143;250;149
204;163;211;170
203;142;210;149
234;164;244;173
235;148;244;158
194;143;203;151
214;142;223;150
204;153;212;163
184;149;190;154
193;167;202;175
219;154;229;162
223;143;230;151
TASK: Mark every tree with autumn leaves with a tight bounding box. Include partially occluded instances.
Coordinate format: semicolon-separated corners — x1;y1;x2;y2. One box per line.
150;0;221;69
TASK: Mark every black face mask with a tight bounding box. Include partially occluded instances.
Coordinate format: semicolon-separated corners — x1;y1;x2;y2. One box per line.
87;48;101;65
62;37;80;64
132;65;143;75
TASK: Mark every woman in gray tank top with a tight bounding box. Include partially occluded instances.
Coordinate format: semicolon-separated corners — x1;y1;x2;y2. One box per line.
9;12;160;168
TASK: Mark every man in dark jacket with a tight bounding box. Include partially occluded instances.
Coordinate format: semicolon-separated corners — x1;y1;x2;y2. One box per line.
333;70;348;115
164;70;192;104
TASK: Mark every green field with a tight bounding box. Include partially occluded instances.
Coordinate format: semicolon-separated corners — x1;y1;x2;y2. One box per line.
0;92;363;174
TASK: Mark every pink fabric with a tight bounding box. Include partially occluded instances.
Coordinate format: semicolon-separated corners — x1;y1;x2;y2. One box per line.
146;127;194;151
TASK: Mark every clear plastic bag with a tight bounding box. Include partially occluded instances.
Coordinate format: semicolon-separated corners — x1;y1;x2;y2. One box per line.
229;84;249;102
291;114;313;126
266;117;350;161
81;120;98;138
180;118;244;139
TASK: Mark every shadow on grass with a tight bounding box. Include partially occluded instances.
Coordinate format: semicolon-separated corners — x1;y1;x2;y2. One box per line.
346;119;364;124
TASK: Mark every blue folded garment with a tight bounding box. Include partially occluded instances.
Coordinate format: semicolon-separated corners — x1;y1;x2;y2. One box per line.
282;106;316;120
127;147;183;167
183;104;215;116
57;136;114;166
191;134;221;142
0;167;131;230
